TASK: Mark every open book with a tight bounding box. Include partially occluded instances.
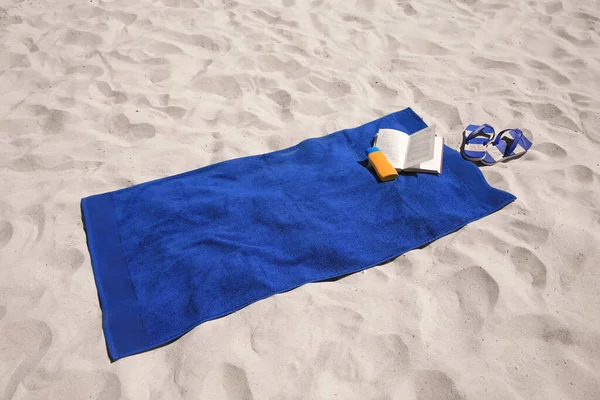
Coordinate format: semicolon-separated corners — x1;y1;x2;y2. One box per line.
373;125;444;174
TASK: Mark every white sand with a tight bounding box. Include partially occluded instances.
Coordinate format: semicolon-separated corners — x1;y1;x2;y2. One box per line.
1;0;600;398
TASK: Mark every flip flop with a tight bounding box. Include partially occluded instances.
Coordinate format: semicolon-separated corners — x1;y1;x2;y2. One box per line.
481;128;532;165
462;124;495;161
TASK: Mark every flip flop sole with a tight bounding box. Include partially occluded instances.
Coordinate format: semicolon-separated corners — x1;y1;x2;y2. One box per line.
480;150;528;165
462;151;486;162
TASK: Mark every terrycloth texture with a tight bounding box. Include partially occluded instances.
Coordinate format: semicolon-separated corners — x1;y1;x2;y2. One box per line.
81;108;516;360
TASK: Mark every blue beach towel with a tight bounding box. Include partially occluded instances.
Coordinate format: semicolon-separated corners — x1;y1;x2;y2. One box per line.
81;108;515;360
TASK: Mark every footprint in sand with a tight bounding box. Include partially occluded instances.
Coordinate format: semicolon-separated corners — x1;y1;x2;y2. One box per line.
294;98;335;116
147;41;185;56
109;11;137;25
150;69;171;84
268;90;292;109
131;123;156;139
310;13;329;35
42;109;66;135
65;65;104;78
406;39;449;56
95;81;128;103
568;92;593;107
192;76;243;99
257;55;308;79
0;319;52;400
346;334;410;381
22;37;38;53
409;370;464;400
200;363;254;400
369;76;398;98
553;27;595;47
419;100;462;129
161;0;199;8
558;230;594;289
0;9;22;27
397;1;418;16
509;246;547;289
0;220;13;249
186;34;221;52
154;106;186;119
531;142;567;159
472;57;522;75
508;220;550;245
482;170;507;187
96;81;115;97
23;204;45;245
445;266;499;324
252;9;298;28
0;52;30;69
505;314;573;345
526;59;570;85
531;103;564;121
356;0;374;11
221;0;239;9
61;29;103;48
341;13;373;28
565;164;597;184
23;369;121;399
553;115;580;131
309;76;352;99
543;1;563;14
421;264;501;347
580;110;600;144
107;113;156;139
51;248;86;272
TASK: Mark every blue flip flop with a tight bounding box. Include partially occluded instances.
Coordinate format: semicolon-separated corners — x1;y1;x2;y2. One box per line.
481;128;533;165
462;124;495;161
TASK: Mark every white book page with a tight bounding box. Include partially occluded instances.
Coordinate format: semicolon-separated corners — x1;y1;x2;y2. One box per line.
373;128;410;168
403;124;436;168
375;125;437;169
404;136;444;173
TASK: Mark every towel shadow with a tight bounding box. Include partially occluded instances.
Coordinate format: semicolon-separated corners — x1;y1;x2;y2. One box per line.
317;271;360;283
316;257;402;283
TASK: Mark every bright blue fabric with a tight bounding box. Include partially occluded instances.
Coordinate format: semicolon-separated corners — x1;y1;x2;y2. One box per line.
463;123;495;159
81;108;516;360
482;128;533;164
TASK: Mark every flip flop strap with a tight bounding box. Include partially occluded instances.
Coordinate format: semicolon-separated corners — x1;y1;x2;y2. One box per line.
496;129;523;156
466;124;494;142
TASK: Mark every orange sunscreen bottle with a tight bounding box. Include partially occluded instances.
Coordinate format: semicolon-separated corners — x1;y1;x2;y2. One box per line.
366;147;399;182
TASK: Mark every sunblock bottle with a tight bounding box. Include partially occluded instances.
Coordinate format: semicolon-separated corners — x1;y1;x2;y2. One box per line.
366;147;399;182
